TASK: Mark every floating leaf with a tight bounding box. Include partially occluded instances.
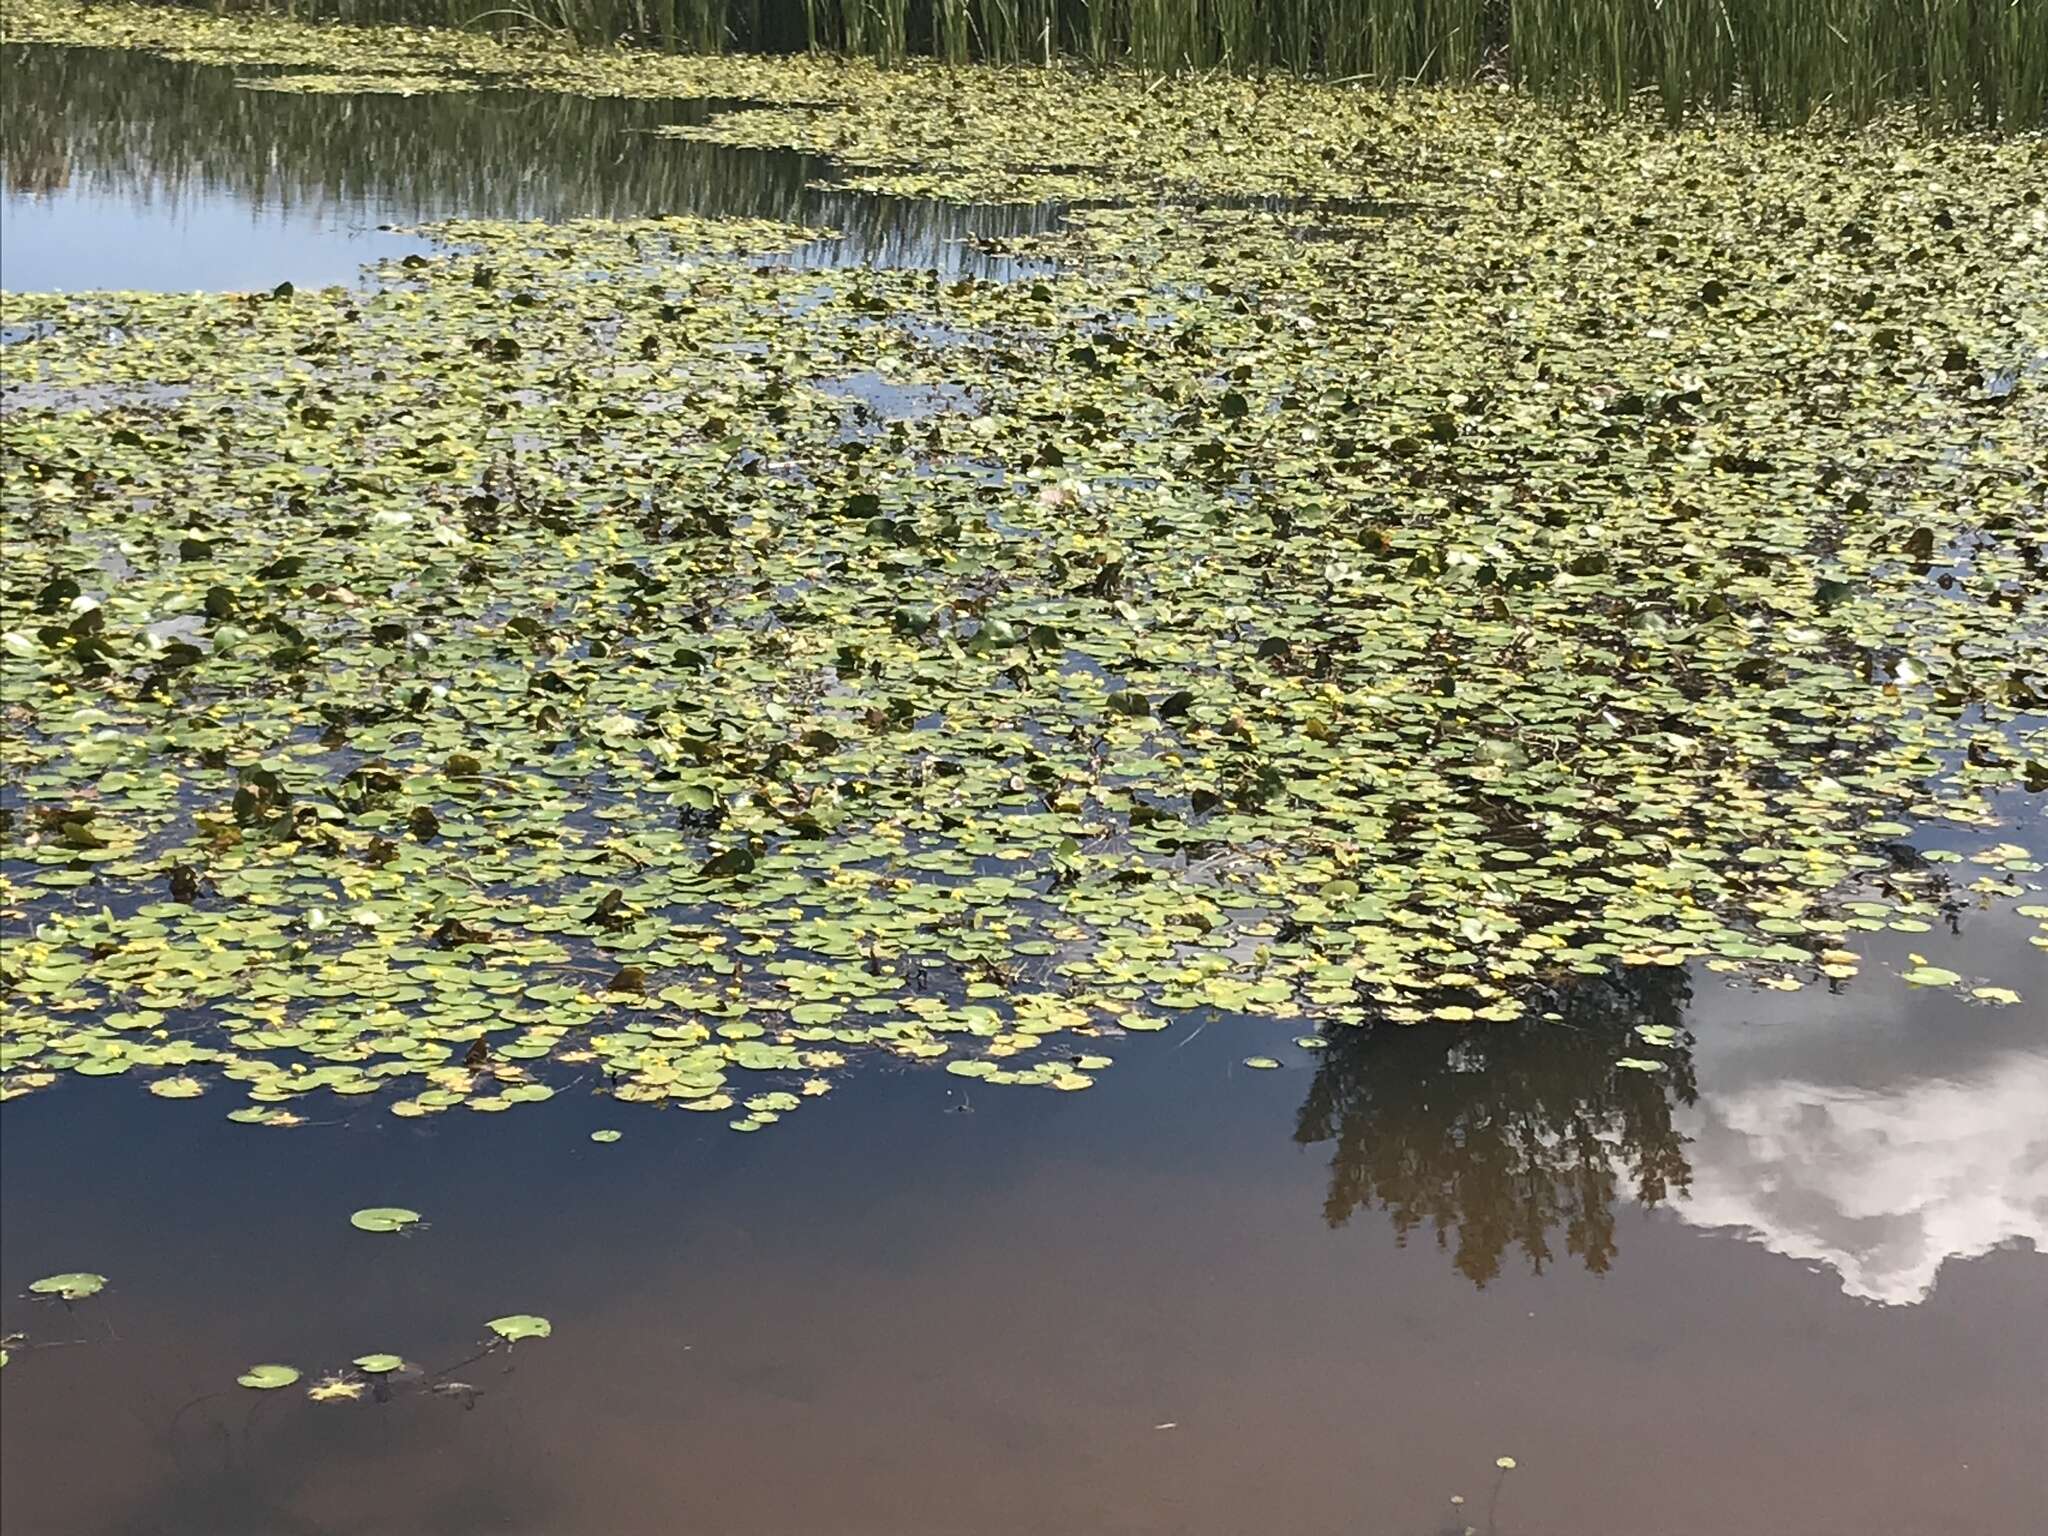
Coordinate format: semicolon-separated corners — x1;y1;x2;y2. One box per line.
28;1273;105;1301
486;1314;551;1342
1901;967;1963;987
349;1207;422;1233
237;1364;300;1390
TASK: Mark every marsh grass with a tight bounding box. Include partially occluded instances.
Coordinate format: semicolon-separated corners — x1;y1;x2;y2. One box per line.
116;0;2048;121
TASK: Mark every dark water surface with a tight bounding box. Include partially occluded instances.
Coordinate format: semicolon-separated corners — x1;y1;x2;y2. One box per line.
3;36;2047;1536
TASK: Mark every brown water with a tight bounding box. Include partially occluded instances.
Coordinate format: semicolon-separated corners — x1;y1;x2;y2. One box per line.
5;892;2043;1535
3;38;2046;1536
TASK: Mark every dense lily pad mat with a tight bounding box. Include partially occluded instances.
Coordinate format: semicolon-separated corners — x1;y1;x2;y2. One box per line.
2;15;2045;1135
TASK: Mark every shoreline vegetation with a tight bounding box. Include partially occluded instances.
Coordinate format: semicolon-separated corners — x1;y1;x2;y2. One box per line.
7;0;2046;126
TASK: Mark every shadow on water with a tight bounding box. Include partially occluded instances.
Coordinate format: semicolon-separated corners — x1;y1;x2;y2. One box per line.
0;43;1061;290
1294;967;1697;1288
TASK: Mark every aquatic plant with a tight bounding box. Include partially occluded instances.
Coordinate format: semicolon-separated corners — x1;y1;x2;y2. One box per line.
486;1314;553;1341
14;0;2042;124
26;1273;107;1301
1;3;2042;1145
305;1373;367;1400
349;1207;425;1232
236;1362;302;1388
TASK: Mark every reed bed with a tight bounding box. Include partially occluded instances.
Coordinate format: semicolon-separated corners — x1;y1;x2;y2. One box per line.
155;0;2048;124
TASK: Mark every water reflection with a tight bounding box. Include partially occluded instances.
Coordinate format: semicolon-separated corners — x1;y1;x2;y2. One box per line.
1293;969;1696;1287
1676;1055;2048;1305
1667;904;2048;1305
7;977;2042;1536
0;43;1060;289
1293;900;2048;1306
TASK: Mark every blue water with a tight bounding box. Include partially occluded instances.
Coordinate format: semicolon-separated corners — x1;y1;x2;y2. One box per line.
2;185;433;292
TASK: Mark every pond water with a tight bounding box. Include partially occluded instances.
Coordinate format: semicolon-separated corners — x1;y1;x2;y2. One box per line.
0;44;1060;290
4;898;2044;1535
3;36;2046;1536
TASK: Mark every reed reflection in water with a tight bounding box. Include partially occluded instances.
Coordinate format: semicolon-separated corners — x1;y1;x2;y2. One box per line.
0;43;1061;286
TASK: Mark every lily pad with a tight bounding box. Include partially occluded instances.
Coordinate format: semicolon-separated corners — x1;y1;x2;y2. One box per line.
485;1314;552;1342
1901;966;1963;987
349;1207;422;1233
28;1272;105;1301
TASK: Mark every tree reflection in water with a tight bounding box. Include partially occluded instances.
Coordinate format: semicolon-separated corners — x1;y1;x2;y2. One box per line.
1293;969;1697;1287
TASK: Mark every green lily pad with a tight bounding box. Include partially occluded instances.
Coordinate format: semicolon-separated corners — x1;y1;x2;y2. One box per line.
28;1272;105;1301
486;1314;552;1342
1901;966;1963;987
348;1207;423;1233
237;1363;301;1390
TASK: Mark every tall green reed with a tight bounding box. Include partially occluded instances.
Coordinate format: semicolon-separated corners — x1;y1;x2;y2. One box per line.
147;0;2048;126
